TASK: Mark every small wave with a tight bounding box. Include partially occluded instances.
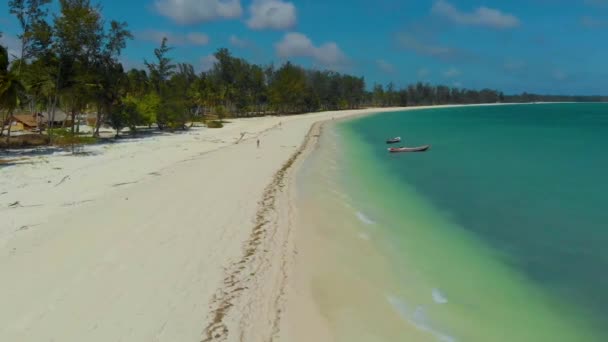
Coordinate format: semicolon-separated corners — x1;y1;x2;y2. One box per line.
341;201;354;211
356;211;375;225
387;295;409;317
432;289;448;304
328;188;353;205
386;295;456;342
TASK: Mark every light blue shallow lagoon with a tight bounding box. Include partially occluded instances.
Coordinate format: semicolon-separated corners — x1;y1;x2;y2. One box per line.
295;103;608;341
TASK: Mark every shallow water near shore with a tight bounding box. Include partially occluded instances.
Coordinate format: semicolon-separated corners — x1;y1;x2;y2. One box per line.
294;103;608;341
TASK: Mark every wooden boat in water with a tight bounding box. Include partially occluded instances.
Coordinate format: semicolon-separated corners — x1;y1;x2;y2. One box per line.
386;137;401;144
387;145;430;153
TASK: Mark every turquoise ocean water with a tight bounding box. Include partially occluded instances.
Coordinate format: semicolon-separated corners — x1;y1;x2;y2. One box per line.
295;103;608;341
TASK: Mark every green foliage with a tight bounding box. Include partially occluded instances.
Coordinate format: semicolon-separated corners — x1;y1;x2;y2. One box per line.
125;69;150;96
4;1;606;149
157;97;189;130
268;62;309;113
368;82;505;107
106;104;124;134
133;92;160;126
120;96;146;130
48;128;97;146
206;120;223;128
143;38;192;130
9;0;52;67
48;127;80;137
108;99;145;135
0;72;26;111
0;45;8;73
214;105;226;121
0;50;26;116
145;37;175;95
50;0;132;136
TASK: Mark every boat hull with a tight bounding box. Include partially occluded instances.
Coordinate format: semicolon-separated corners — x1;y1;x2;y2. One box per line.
388;145;430;153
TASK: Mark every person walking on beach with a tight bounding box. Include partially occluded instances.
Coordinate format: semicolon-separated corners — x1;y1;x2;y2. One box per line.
257;139;260;148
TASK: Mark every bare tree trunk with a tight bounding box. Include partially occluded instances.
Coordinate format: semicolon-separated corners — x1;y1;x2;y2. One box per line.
94;107;103;137
71;110;77;154
50;63;63;140
48;97;57;144
17;39;25;76
48;99;56;134
76;113;80;134
94;114;103;137
70;110;76;135
6;111;14;145
0;111;6;137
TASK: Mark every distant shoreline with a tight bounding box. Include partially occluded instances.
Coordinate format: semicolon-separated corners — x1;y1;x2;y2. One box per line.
0;101;592;151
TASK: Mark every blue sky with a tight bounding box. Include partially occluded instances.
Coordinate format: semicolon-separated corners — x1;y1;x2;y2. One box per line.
1;0;607;94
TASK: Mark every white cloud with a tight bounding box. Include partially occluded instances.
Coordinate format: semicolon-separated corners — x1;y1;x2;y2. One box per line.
396;32;463;61
376;59;395;73
187;32;210;45
154;0;242;25
432;0;520;29
247;0;296;30
229;34;250;48
137;30;210;46
275;32;347;68
201;54;218;71
452;81;463;88
443;67;461;78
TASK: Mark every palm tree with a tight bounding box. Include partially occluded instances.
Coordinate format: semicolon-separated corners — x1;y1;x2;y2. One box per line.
0;45;26;139
0;45;10;137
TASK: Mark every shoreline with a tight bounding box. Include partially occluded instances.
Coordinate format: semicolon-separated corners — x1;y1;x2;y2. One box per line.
273;104;484;342
274;102;539;342
198;107;414;341
0;107;407;342
279;102;606;342
0;103;527;341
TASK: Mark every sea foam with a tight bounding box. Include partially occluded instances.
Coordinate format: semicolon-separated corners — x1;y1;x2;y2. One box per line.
356;211;376;225
432;288;448;304
386;295;456;342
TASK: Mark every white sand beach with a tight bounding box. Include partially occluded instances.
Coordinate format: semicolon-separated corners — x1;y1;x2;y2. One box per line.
0;108;412;342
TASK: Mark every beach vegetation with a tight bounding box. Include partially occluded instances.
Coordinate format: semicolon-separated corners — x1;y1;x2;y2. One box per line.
2;1;607;149
206;120;223;128
48;127;97;146
213;105;227;122
0;46;27;139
